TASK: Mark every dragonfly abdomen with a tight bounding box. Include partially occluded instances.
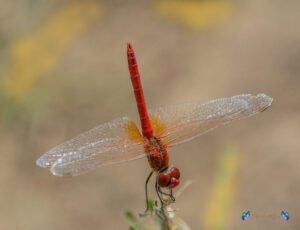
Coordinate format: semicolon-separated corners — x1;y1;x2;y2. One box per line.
127;43;153;138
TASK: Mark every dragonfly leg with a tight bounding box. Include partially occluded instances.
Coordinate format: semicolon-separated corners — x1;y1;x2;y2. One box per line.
170;189;175;202
155;180;171;220
158;187;176;202
144;171;154;214
155;180;164;207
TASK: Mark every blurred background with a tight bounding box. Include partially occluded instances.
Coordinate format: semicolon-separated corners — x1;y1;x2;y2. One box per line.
0;0;299;229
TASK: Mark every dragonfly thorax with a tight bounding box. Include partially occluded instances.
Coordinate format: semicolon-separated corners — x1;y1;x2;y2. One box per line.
145;137;170;172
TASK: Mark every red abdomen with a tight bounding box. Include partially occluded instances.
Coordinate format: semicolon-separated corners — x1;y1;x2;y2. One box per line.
127;43;153;138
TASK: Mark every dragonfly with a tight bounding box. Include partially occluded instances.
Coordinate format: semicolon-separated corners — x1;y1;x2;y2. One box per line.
36;43;273;212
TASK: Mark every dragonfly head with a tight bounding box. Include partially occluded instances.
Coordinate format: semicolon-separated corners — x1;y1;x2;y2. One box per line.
157;166;180;190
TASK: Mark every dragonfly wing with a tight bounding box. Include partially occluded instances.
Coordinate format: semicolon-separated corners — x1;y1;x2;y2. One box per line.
36;117;146;176
149;94;273;147
50;139;145;177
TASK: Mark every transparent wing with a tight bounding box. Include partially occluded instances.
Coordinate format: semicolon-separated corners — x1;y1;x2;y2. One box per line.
149;93;273;147
36;117;146;177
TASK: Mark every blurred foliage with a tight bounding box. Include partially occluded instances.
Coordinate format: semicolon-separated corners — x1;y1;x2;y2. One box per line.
2;1;102;102
203;146;238;230
124;199;157;230
124;196;191;229
155;0;234;31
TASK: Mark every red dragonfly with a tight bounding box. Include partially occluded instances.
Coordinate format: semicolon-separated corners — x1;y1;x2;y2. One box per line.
37;43;272;210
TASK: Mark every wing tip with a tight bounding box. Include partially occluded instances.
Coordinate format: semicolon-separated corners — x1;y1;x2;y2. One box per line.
36;156;51;168
50;164;74;177
50;169;69;177
256;93;273;111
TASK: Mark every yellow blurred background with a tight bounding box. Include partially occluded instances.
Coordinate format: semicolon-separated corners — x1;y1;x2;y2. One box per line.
0;0;299;229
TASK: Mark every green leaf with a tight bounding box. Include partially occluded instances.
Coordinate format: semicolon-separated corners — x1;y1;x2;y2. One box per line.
147;199;155;211
124;210;138;224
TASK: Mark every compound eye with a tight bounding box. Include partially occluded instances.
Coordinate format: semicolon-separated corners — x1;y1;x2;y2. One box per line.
168;177;180;189
158;172;171;188
170;167;180;179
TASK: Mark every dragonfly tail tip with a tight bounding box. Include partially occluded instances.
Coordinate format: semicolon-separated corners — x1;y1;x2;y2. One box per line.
127;42;132;51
